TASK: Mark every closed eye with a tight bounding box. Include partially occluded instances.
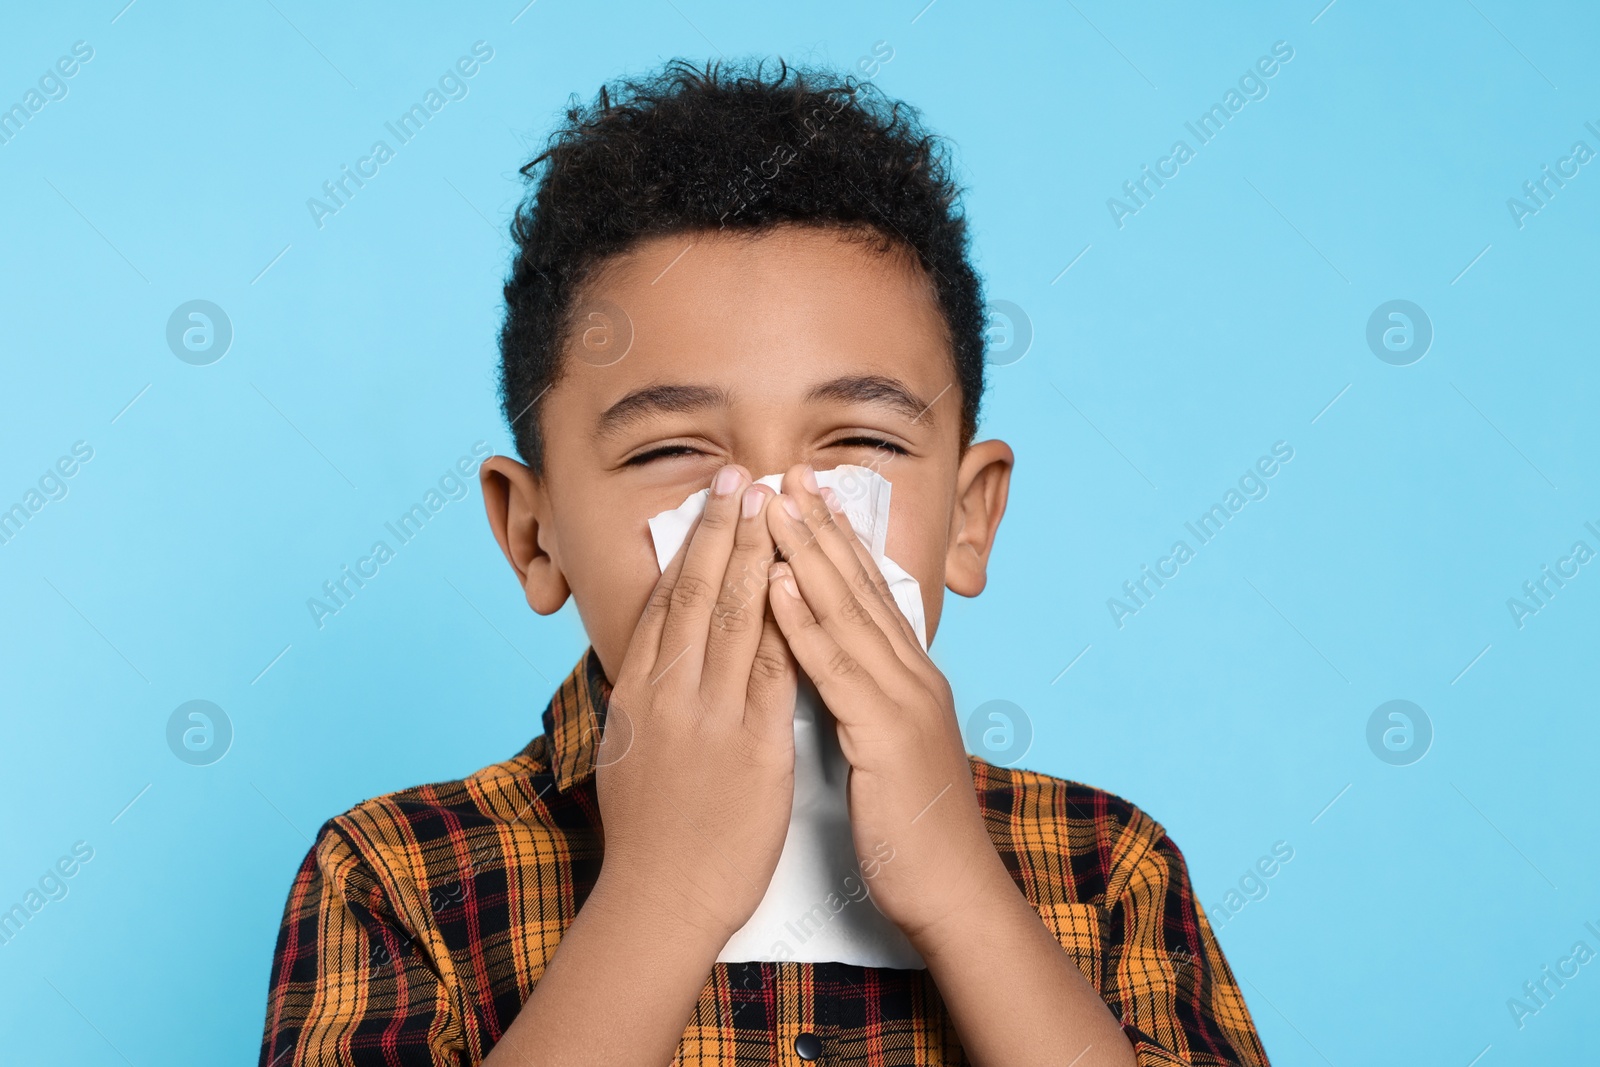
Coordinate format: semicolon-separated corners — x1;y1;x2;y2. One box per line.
828;436;909;455
622;436;908;467
622;443;704;466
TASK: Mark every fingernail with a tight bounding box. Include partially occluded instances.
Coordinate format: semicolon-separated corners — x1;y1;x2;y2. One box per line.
768;564;797;597
780;494;803;521
741;486;764;518
800;465;819;494
821;486;843;513
713;466;741;496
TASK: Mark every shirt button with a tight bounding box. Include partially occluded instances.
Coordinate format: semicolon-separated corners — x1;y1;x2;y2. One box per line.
793;1031;822;1060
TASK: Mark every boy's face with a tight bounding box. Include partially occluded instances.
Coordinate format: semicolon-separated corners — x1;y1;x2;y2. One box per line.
482;225;1013;683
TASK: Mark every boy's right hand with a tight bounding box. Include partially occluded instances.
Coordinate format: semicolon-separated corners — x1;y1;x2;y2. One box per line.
487;468;795;1066
591;465;796;943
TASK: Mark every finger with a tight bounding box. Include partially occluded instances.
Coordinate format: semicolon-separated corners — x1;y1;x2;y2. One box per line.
768;465;917;674
784;466;923;659
701;483;779;704
819;485;925;654
656;464;750;685
744;594;798;741
618;519;694;687
766;560;889;732
765;478;905;687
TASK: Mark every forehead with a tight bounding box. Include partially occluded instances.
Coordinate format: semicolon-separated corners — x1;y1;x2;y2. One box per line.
558;226;955;408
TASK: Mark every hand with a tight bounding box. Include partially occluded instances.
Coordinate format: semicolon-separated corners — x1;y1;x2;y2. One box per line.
762;464;1011;947
594;465;797;943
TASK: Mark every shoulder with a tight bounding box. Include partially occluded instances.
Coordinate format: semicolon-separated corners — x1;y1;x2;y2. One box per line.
334;735;557;838
308;734;593;896
969;756;1174;906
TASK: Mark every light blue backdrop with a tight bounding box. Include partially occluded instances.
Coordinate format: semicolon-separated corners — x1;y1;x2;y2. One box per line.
2;0;1595;1063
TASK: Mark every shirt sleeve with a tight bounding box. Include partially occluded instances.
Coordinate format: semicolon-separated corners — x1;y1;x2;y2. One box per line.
1101;830;1271;1067
259;823;462;1067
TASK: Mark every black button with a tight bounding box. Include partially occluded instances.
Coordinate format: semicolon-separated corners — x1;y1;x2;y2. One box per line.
793;1031;822;1060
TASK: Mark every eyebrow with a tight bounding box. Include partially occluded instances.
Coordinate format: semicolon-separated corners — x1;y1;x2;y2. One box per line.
805;375;933;423
594;383;729;438
591;374;934;439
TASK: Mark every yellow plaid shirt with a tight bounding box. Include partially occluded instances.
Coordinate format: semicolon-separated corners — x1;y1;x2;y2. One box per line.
259;649;1269;1065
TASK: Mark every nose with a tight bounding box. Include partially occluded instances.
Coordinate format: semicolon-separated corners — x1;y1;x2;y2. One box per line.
726;449;801;484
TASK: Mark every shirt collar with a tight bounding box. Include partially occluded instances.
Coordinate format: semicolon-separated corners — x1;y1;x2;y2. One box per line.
538;646;612;792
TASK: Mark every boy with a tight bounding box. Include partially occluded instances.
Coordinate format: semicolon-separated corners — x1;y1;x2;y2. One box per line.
259;61;1269;1066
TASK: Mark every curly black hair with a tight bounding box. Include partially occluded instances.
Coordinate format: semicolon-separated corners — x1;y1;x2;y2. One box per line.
497;58;987;474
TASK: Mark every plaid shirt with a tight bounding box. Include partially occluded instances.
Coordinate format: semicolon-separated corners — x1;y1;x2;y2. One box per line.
259;649;1269;1066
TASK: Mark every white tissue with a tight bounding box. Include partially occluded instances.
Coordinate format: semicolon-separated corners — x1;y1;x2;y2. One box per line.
646;464;926;969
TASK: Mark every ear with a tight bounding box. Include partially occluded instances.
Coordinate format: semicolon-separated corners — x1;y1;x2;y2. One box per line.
944;439;1014;598
479;454;570;615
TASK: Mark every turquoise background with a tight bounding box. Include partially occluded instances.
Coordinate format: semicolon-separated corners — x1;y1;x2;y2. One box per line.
2;0;1596;1063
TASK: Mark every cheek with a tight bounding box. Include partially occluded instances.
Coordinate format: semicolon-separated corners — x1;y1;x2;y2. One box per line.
557;507;663;680
877;478;949;638
879;469;949;571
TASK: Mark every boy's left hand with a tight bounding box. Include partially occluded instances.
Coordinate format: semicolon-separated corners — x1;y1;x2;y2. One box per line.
762;463;1013;949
